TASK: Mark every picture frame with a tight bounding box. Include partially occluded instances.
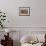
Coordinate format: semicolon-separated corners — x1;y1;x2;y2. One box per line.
19;7;30;16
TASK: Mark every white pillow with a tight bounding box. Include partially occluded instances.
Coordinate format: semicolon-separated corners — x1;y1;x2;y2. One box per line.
20;35;37;43
20;35;31;43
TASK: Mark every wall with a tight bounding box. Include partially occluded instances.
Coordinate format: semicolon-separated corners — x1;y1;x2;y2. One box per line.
0;0;46;27
0;0;46;46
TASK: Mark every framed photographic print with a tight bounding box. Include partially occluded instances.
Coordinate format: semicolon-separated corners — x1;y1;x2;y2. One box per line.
19;7;30;16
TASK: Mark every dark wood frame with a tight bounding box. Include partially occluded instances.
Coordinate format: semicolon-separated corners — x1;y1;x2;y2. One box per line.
19;7;30;16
